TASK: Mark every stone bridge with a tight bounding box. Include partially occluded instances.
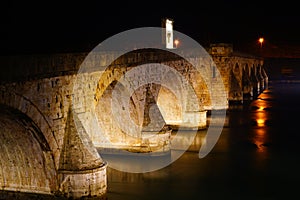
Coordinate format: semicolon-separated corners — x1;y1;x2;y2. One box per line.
0;43;267;199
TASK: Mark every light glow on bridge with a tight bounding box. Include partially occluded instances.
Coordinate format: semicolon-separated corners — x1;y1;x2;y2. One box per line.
174;39;179;48
258;37;264;48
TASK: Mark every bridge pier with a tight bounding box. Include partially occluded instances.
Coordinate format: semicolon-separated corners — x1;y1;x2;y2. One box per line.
178;110;207;130
57;108;107;199
257;65;265;93
229;64;243;104
263;68;269;89
58;163;107;199
250;65;261;98
242;67;253;101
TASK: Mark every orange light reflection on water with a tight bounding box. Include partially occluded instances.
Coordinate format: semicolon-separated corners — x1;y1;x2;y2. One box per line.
252;92;271;153
255;112;267;127
253;128;268;153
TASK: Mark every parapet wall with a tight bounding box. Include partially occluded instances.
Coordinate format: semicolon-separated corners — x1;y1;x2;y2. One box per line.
0;49;189;83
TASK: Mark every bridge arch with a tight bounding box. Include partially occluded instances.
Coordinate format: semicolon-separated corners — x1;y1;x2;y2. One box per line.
229;62;243;102
92;49;210;107
94;80;143;148
95;50;209;114
250;63;260;97
243;63;251;77
242;63;253;99
0;104;57;194
0;90;60;167
255;63;264;92
77;49;211;150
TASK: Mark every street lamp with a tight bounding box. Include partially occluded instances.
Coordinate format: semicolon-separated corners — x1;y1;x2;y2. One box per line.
258;37;264;48
174;39;179;48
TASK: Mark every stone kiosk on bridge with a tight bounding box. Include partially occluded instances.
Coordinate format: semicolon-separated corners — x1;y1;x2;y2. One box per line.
0;43;267;199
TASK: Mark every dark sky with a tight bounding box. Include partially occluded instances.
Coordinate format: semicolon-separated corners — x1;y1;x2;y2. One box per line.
1;0;300;55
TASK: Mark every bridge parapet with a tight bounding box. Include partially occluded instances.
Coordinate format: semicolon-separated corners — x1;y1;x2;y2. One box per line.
0;50;188;83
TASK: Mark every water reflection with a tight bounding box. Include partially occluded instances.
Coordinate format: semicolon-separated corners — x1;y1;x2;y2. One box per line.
251;88;273;126
250;90;272;153
253;128;268;152
255;112;267;127
256;118;265;126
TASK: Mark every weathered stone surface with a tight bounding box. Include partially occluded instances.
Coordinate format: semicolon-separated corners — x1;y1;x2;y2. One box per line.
59;107;103;171
58;163;107;199
0;105;57;194
0;44;267;198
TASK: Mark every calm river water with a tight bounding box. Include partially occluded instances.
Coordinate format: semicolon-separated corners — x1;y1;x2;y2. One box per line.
1;81;300;200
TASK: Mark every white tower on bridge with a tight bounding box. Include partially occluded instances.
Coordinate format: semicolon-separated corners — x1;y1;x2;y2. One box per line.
162;18;174;49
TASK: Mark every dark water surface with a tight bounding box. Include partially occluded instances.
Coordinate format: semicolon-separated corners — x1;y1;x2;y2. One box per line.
1;81;300;199
106;81;300;200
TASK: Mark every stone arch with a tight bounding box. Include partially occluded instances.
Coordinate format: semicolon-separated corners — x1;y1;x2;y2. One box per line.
244;63;251;77
229;63;243;102
261;64;268;89
94;80;143;148
250;64;260;97
93;49;210;117
0;89;59;167
89;49;211;150
156;77;184;126
257;64;265;91
242;63;253;99
0;104;57;194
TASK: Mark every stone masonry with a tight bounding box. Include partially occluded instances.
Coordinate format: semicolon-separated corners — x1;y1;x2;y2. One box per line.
0;44;267;198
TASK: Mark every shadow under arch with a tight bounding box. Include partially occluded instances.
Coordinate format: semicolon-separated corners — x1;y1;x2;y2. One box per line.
0;104;57;195
0;90;59;166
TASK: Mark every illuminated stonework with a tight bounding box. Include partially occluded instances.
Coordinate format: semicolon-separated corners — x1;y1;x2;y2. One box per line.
0;43;267;197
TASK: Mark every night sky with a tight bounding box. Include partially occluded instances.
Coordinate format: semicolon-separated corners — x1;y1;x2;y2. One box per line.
1;0;300;55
